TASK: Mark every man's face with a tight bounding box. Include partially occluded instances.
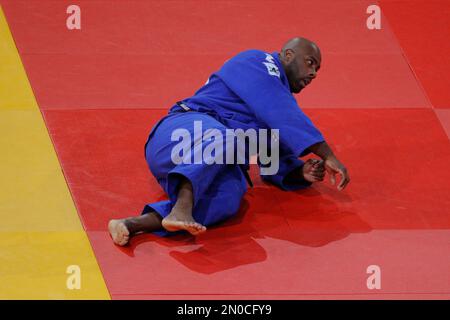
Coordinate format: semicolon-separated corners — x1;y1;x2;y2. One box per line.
282;45;321;94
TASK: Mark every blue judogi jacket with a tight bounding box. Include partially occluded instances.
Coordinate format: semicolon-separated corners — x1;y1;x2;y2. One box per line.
169;49;325;190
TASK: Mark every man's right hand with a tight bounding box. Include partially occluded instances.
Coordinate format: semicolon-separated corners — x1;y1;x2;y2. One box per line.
324;155;350;191
307;141;350;190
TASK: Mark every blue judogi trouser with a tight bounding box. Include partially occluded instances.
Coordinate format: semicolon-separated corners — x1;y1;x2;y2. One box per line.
142;110;248;236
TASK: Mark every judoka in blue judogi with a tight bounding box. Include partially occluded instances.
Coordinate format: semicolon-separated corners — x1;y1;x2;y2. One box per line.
109;37;350;245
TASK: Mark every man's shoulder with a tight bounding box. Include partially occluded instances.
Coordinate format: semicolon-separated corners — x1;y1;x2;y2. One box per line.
228;49;273;62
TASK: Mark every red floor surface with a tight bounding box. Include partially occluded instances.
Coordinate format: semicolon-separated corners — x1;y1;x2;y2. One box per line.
2;0;429;109
42;108;450;298
43;108;450;231
3;0;450;299
435;109;450;139
1;0;402;55
15;52;429;109
380;0;450;109
88;230;450;298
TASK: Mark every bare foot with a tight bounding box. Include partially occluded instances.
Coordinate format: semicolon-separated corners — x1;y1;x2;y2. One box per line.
162;208;206;236
108;219;130;246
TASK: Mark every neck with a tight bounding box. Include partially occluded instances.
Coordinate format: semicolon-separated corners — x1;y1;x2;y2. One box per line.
278;53;288;74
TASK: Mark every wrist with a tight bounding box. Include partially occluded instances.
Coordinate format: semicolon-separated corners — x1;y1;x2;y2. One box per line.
308;141;334;161
323;153;336;161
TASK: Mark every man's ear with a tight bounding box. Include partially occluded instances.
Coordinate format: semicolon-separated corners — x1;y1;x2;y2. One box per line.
284;49;295;63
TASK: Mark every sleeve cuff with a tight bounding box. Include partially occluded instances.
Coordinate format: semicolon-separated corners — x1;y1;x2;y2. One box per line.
261;157;312;191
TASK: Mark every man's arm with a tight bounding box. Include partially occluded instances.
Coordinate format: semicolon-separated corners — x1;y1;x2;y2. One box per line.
306;140;334;159
217;50;325;158
307;141;350;190
217;51;350;191
259;142;313;191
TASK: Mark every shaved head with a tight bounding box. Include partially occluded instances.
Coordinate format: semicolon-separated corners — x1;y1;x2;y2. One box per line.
279;37;322;93
281;37;321;58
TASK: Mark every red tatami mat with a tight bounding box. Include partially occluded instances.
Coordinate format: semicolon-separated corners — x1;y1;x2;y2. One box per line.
435;109;450;139
2;0;401;55
43;107;450;298
43;108;450;232
41;109;168;230
88;230;450;298
17;52;429;109
2;0;429;109
4;0;449;299
380;0;450;108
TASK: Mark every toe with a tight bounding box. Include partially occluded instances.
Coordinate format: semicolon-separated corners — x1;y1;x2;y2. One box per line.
194;223;204;230
119;236;129;245
186;221;195;228
119;224;129;236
